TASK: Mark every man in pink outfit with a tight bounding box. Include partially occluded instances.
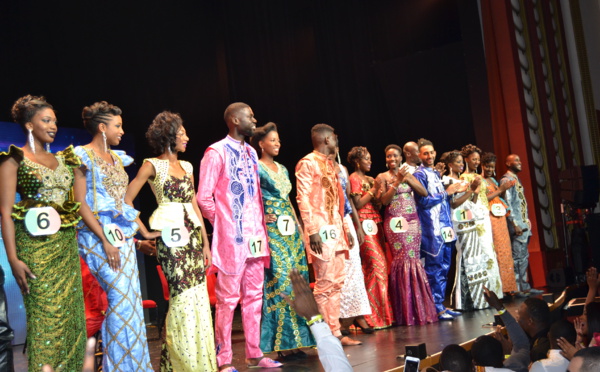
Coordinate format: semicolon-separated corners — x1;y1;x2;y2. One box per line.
197;102;282;371
295;124;361;346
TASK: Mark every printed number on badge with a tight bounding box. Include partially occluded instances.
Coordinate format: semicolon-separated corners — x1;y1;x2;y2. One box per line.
491;204;506;217
161;225;190;248
103;224;126;248
362;220;378;235
25;207;61;236
389;217;408;233
453;209;474;222
441;226;456;243
319;225;339;243
249;237;265;257
277;215;295;236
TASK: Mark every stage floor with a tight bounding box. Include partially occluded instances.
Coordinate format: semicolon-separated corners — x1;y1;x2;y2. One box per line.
12;295;529;371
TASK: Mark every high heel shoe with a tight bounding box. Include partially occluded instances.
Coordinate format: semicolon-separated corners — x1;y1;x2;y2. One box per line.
353;319;374;334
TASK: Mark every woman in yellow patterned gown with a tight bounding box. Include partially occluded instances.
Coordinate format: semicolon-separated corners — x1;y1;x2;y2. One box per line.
0;95;86;370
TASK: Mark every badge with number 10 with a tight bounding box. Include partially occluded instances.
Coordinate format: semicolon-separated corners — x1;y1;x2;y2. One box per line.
277;215;295;236
25;207;61;236
161;225;190;248
103;224;126;248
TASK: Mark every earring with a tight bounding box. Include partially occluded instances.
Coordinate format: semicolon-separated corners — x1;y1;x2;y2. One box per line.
28;128;35;154
167;146;172;155
102;132;108;152
337;152;341;165
45;143;51;153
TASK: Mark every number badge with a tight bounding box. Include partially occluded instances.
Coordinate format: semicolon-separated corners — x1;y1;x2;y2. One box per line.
319;225;339;243
491;204;506;217
249;237;265;257
25;207;60;236
277;215;295;236
453;209;474;222
103;224;126;248
362;220;378;235
441;226;456;243
161;225;190;248
389;217;408;233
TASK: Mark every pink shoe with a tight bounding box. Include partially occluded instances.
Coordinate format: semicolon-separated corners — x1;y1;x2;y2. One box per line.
247;357;283;368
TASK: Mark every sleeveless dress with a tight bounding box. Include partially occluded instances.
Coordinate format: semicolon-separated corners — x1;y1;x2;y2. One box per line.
74;146;152;371
0;145;86;371
257;161;315;353
349;174;394;329
338;168;371;319
451;174;503;310
485;178;517;293
145;158;217;372
380;178;437;325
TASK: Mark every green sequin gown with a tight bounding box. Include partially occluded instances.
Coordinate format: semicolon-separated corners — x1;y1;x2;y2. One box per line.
0;145;86;371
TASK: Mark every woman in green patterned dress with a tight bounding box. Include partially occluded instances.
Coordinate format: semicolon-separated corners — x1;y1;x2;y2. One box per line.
250;122;315;360
0;95;86;370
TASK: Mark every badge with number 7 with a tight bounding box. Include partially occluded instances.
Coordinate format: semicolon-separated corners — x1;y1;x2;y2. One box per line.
277;215;295;236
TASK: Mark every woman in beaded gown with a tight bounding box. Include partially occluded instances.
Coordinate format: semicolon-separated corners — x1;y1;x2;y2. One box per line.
0;95;86;371
249;123;315;360
73;101;156;371
348;146;394;329
481;152;518;294
125;111;216;372
375;144;437;326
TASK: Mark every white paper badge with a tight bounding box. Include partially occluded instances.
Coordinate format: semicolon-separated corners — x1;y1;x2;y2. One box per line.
103;223;126;248
441;226;456;243
249;236;265;257
319;225;339;243
161;225;190;248
362;219;378;235
277;215;295;236
389;217;408;233
491;204;507;217
24;207;60;236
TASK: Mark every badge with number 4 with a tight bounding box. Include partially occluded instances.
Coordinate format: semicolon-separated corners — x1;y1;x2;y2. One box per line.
103;224;126;248
161;225;190;248
389;217;408;233
277;215;295;236
453;209;474;222
25;207;60;236
362;220;378;235
441;226;456;243
249;237;265;257
491;204;506;217
319;225;339;243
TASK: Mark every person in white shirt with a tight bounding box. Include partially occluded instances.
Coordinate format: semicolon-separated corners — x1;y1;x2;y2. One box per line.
530;320;576;372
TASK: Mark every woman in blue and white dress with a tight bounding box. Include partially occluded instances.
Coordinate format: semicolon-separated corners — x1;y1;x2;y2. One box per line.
74;101;158;371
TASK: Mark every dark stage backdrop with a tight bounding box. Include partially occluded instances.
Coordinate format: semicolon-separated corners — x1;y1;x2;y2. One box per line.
1;0;489;306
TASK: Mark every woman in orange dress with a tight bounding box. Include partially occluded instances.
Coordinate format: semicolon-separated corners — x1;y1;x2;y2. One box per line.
481;152;518;294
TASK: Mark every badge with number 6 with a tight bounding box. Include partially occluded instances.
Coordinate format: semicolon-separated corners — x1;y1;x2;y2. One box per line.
25;207;61;236
362;220;378;235
161;225;190;248
103;224;126;248
389;217;408;233
277;215;295;236
491;204;506;217
441;226;456;243
319;225;339;243
249;237;265;257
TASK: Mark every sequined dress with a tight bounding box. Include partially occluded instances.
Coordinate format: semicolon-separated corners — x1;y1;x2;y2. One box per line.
74;146;152;372
257;161;315;352
349;174;393;329
0;145;86;371
380;179;438;325
145;158;217;372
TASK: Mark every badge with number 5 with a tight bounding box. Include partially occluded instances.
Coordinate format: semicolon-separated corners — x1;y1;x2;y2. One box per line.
103;224;126;248
25;207;61;236
161;225;190;248
277;215;295;236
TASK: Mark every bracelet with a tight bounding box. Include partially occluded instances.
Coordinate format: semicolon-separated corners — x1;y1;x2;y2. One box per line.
367;191;375;198
306;314;324;326
135;240;141;250
498;308;506;315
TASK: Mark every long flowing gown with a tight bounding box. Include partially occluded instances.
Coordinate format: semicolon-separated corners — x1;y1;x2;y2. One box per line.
338;167;371;319
349;174;393;329
1;145;86;371
74;146;152;371
452;174;503;310
258;161;315;353
145;158;217;372
485;178;518;293
379;178;437;326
